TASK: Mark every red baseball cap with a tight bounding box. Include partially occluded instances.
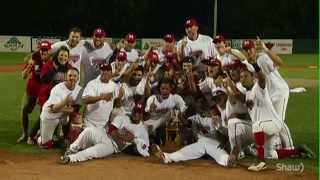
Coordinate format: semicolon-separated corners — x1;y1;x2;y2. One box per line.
163;34;175;43
148;51;159;64
213;35;225;43
125;32;136;43
242;40;254;50
99;63;112;71
39;40;51;51
116;51;127;61
185;18;198;28
227;59;246;70
205;57;222;67
93;28;106;38
133;101;145;114
164;50;175;62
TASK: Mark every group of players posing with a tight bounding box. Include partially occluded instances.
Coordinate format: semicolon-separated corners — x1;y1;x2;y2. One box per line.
18;18;314;171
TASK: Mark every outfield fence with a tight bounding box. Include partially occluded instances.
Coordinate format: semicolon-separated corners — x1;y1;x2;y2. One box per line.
0;35;317;54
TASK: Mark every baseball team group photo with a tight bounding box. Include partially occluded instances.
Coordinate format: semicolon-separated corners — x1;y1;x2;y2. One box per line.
0;0;318;179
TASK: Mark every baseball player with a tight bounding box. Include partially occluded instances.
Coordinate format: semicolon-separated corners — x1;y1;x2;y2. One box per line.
26;46;73;144
81;63;120;128
110;51;131;82
51;27;85;74
238;63;314;171
17;41;52;143
177;18;218;74
242;38;294;150
37;68;82;148
152;104;234;167
213;35;249;67
144;78;187;134
82;28;114;86
60;102;149;164
112;32;140;63
109;65;149;119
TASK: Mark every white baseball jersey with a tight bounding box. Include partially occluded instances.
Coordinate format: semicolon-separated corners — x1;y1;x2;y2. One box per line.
236;82;247;94
112;115;149;147
198;76;216;93
245;82;282;129
82;41;113;86
256;53;289;100
120;48;139;63
217;51;237;67
51;40;85;72
40;82;82;121
110;61;131;81
82;76;119;128
116;79;147;114
145;94;187;119
177;34;217;61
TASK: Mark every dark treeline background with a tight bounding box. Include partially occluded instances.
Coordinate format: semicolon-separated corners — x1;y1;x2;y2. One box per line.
1;0;317;39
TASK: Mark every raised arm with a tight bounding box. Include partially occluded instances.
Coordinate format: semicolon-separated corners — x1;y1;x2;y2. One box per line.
256;36;283;66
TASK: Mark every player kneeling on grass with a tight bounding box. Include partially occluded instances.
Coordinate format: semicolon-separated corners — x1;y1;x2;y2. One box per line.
60;101;150;164
235;64;315;171
37;68;82;148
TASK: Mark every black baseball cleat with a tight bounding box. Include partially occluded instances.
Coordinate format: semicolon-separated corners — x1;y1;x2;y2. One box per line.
296;144;316;159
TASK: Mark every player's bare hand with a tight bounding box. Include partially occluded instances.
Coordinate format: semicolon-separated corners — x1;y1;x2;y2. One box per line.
118;84;125;99
150;98;157;112
100;92;113;101
65;93;74;104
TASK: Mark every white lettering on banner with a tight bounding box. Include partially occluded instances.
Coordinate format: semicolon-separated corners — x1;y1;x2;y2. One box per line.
231;39;293;54
0;36;31;52
31;38;61;51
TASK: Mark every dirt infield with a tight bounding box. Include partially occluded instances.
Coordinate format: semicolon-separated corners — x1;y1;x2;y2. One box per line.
0;64;23;72
0;149;316;180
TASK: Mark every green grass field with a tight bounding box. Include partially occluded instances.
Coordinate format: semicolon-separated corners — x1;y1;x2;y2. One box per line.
0;53;318;170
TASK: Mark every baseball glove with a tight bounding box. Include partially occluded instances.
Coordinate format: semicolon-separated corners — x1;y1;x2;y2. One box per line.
110;128;135;151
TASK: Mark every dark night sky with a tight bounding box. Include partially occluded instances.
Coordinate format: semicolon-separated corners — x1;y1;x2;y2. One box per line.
1;0;317;39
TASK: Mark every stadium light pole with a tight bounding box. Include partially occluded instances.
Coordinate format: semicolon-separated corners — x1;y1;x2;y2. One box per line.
213;0;218;36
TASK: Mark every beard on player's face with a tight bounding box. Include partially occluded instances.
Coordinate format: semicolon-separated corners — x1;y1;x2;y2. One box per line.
185;26;198;40
240;71;254;89
132;112;143;124
100;70;112;82
93;37;104;48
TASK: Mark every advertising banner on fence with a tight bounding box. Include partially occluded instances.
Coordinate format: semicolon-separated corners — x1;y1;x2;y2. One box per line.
231;39;293;54
0;36;31;52
31;37;61;51
112;38;142;50
141;39;164;52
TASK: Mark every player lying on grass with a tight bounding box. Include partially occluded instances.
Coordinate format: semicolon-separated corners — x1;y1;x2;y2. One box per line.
60;102;150;164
